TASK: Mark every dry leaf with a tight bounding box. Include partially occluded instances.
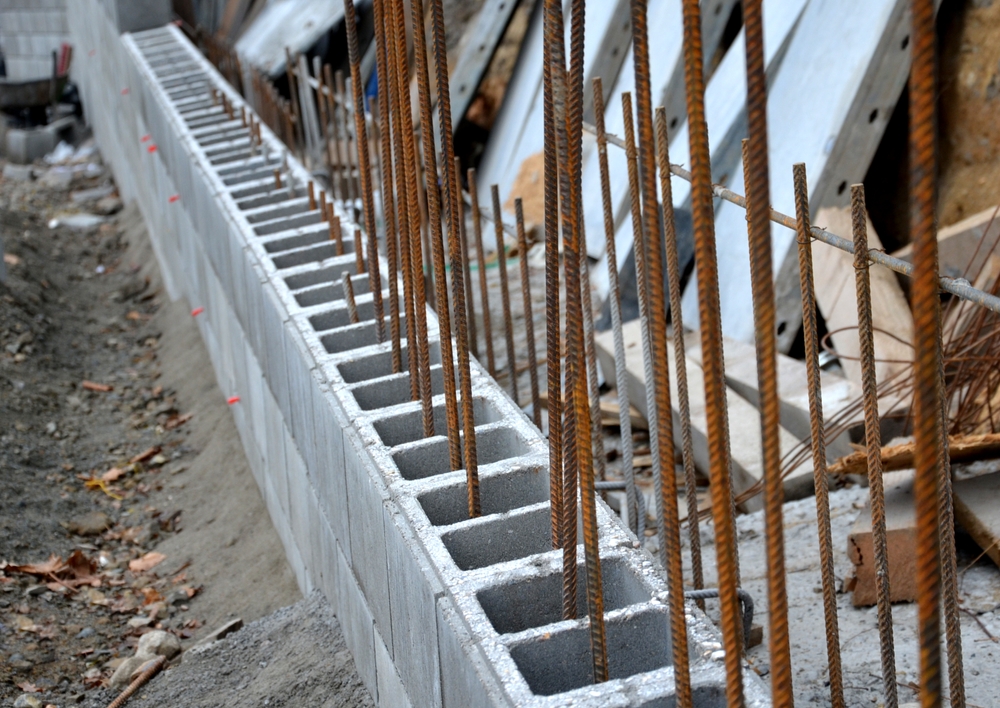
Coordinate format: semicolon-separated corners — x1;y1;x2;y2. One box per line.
130;446;161;464
16;682;40;693
141;587;163;605
129;552;166;573
102;467;126;482
82;476;123;500
5;553;66;576
81;380;113;392
163;412;193;430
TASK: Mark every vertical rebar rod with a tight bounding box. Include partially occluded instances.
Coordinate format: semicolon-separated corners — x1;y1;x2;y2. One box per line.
331;213;345;255
458;159;479;360
593;77;639;537
284;48;303;154
491;185;519;404
679;0;743;702
630;1;690;699
323;64;344;201
654;106;702;597
579;239;607;486
342;271;360;324
372;0;403;373
409;0;461;472
852;184;898;708
389;0;435;437
792;163;845;708
622;91;663;571
319;191;327;219
515;198;541;428
335;70;356;206
354;227;366;277
909;0;945;703
546;0;577;623
344;0;384;344
540;0;563;551
741;0;793;689
428;0;481;516
468;169;496;377
383;0;421;403
309;181;316;210
558;0;607;680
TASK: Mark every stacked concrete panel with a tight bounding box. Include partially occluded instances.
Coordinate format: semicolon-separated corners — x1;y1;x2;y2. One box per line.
68;6;770;705
0;0;68;81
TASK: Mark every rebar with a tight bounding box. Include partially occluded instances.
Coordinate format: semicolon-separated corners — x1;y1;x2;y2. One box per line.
323;64;344;201
540;0;563;550
344;0;384;344
514;198;541;428
368;0;402;371
308;180;316;210
909;0;945;703
457;162;479;360
491;185;519;404
330;213;345;255
468;169;497;378
654;106;701;598
335;70;356;206
680;0;743;701
342;271;360;324
354;227;365;277
593;77;639;538
630;2;690;700
409;0;461;471
428;0;481;516
852;183;898;708
792;162;844;708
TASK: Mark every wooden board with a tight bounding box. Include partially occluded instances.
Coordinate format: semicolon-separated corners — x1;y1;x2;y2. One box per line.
684;332;860;462
594;319;815;511
846;470;918;606
892;204;1000;279
954;470;1000;568
810;205;914;395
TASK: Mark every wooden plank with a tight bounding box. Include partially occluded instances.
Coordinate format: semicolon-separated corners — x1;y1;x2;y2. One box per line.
594;320;815;511
685;332;860;461
846;470;918;606
679;0;937;354
892;204;1000;279
810;205;914;393
829;432;1000;477
954;470;1000;568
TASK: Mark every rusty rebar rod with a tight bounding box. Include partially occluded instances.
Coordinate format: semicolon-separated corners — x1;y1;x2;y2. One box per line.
680;0;743;701
468;169;497;378
909;0;945;703
852;184;898;708
457;158;479;360
792;162;845;708
491;185;519;404
409;0;461;471
514;198;541;429
742;1;793;689
630;1;690;700
330;213;345;255
372;0;403;372
654;106;701;597
323;64;344;201
593;77;639;537
540;0;563;551
342;271;360;324
354;227;366;277
389;0;435;437
335;70;356;207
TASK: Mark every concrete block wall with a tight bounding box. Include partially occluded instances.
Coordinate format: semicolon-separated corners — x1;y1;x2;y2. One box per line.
0;0;68;81
68;6;770;705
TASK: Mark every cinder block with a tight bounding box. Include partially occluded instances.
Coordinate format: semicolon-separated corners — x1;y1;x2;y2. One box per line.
375;625;412;708
335;540;378;697
436;597;508;708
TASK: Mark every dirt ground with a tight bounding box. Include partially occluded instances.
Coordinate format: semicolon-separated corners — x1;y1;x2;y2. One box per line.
0;151;369;706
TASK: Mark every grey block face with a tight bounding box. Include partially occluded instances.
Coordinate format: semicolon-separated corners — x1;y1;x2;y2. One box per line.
77;17;770;708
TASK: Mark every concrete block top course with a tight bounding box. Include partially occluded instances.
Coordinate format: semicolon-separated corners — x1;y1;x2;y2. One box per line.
118;24;770;707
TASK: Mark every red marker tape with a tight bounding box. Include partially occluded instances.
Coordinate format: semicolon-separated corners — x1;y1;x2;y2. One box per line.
121;88;129;95
227;396;241;405
168;194;180;203
191;307;204;317
147;145;157;153
141;134;151;142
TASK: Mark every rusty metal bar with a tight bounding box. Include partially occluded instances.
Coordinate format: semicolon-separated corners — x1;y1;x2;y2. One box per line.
852;183;898;708
335;70;356;206
409;0;462;471
468;169;496;377
593;77;639;537
514;198;542;428
342;271;360;324
679;0;744;702
457;159;479;360
792;162;845;708
630;1;690;700
491;184;519;404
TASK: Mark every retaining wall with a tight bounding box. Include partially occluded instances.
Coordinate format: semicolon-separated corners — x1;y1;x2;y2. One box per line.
68;7;769;706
